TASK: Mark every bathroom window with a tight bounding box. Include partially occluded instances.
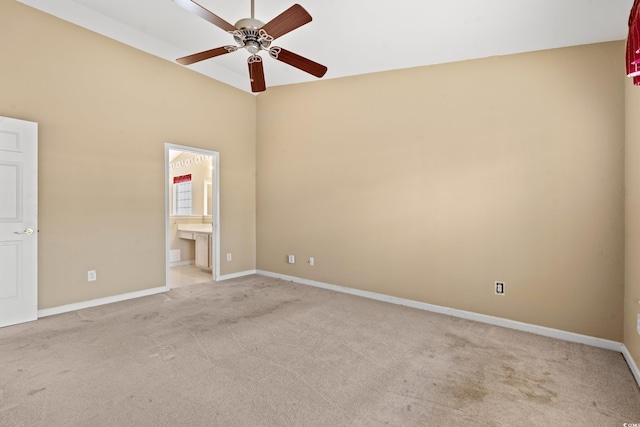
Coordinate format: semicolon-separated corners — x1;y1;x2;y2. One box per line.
173;174;192;216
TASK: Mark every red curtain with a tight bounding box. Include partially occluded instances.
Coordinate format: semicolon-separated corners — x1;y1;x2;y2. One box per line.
628;0;640;85
173;174;192;184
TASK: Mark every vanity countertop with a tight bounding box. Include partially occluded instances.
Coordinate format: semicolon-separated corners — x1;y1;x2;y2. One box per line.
177;224;212;234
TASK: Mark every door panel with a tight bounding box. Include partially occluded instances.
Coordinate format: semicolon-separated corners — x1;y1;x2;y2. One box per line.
0;162;21;221
0;117;37;328
0;242;20;299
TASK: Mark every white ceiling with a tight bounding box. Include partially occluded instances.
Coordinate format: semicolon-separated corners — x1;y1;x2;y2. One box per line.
17;0;634;94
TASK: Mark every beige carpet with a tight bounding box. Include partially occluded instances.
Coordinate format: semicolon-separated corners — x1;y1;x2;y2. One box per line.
0;275;638;426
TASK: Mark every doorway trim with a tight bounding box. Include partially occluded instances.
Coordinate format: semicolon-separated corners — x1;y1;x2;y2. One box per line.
165;143;221;288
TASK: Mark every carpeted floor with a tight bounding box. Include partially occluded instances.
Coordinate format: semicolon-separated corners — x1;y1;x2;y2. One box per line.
0;275;639;426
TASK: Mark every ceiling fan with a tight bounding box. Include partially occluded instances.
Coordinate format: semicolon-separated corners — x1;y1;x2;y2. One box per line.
173;0;328;92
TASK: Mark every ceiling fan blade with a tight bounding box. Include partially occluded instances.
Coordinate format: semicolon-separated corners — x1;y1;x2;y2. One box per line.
269;47;327;78
260;4;312;40
177;46;237;65
173;0;236;32
248;55;266;93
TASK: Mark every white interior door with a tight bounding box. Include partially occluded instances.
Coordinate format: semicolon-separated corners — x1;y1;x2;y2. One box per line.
0;116;38;328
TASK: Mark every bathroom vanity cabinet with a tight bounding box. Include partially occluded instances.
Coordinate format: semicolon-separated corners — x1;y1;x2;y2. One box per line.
195;233;211;269
177;224;213;270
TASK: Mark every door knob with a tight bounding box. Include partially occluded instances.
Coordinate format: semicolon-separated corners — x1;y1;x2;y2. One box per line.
14;228;34;235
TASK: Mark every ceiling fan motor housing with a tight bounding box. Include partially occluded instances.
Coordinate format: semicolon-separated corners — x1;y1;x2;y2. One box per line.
234;18;264;29
233;18;271;53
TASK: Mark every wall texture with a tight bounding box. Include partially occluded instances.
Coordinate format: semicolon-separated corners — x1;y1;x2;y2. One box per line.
257;42;626;341
0;2;256;309
626;77;640;367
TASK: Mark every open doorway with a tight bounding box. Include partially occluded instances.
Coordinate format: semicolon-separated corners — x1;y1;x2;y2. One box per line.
165;143;220;289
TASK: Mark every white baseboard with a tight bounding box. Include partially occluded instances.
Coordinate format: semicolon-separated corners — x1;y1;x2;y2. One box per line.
37;286;167;318
217;269;257;281
36;267;259;318
622;344;640;387
256;270;624;354
169;260;194;268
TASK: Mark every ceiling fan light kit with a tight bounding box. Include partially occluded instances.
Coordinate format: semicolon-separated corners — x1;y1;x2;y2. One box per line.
173;0;327;92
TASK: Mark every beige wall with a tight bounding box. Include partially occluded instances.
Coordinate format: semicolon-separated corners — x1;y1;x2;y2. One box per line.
626;77;640;367
0;2;256;308
257;42;626;341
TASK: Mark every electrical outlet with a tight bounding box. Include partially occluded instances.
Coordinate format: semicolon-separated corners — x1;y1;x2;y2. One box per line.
495;281;505;295
226;253;232;261
288;255;295;264
309;257;315;266
87;270;97;282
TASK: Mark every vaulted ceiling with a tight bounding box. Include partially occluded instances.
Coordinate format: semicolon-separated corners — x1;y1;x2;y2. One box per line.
18;0;633;93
